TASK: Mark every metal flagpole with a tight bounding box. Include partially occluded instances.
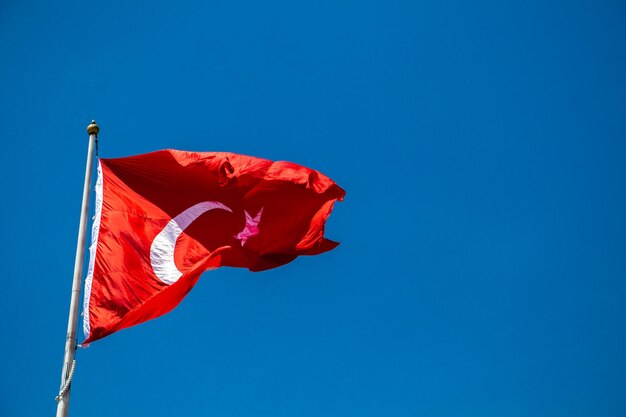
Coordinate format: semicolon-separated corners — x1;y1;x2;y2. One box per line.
55;120;99;417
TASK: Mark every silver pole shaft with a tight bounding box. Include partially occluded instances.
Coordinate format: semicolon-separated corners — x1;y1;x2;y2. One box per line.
56;121;99;417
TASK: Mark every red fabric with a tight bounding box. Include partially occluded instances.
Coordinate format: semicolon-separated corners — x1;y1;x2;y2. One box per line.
83;150;344;344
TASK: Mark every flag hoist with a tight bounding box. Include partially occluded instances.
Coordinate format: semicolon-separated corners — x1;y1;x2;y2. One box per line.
55;120;99;417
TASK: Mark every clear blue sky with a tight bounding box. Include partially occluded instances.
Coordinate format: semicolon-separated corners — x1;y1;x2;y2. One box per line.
1;1;625;416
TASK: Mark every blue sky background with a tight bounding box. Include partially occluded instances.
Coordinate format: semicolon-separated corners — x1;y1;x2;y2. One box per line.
1;1;625;416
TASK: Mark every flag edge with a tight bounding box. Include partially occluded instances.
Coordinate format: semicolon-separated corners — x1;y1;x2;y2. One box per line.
81;160;104;345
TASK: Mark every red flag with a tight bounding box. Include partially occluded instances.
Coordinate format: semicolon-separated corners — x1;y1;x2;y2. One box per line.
82;150;345;344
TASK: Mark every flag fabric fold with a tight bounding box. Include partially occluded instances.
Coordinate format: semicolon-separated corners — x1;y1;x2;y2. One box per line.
82;150;345;344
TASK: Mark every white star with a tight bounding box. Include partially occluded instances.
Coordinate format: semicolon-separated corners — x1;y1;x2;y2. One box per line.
234;208;263;246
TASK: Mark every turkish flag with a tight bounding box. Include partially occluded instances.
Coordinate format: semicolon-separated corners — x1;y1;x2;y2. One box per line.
82;150;345;344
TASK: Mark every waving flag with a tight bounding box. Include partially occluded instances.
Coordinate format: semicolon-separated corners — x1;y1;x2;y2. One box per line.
82;150;345;344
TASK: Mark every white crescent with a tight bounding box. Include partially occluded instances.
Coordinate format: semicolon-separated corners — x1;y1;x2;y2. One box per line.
150;201;232;285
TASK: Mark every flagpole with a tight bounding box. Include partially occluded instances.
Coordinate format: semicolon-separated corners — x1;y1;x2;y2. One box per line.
56;120;99;417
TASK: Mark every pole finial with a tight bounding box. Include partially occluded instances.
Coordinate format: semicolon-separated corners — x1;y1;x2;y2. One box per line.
87;120;99;136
